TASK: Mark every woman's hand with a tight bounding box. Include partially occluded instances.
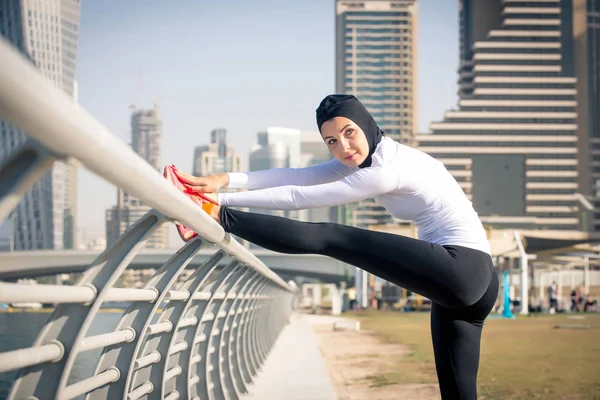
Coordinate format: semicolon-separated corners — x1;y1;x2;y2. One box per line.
174;169;229;193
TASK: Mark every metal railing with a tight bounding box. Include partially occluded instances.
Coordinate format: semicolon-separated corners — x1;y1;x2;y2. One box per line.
0;37;295;399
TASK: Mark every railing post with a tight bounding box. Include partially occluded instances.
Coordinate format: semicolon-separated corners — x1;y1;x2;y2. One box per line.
127;251;227;400
8;212;164;400
86;236;206;399
219;270;262;399
242;280;270;379
237;278;268;387
188;260;240;400
227;273;264;396
206;266;250;400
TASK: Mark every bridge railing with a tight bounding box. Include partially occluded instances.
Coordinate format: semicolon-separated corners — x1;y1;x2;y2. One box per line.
0;37;295;400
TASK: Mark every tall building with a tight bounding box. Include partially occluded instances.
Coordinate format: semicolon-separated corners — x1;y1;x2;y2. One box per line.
458;0;503;98
0;220;12;251
0;0;80;250
106;190;168;249
573;0;600;231
336;0;418;144
106;106;168;249
299;131;332;174
192;128;242;177
335;0;418;228
250;126;302;170
248;127;302;223
131;107;162;170
299;131;334;223
246;128;334;223
417;0;581;231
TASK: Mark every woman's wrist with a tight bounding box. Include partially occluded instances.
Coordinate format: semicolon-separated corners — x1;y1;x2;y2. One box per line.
219;173;230;187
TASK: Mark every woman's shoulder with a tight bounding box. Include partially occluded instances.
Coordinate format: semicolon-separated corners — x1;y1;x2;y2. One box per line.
375;137;436;165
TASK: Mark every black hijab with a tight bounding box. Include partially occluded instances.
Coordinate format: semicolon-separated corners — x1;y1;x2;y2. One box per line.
316;94;384;169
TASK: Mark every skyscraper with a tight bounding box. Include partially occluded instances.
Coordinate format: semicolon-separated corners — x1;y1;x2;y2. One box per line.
417;0;581;231
246;128;334;223
335;0;418;228
573;0;600;231
0;0;80;250
336;0;418;144
106;106;168;249
299;131;334;223
458;0;503;99
250;126;302;170
131;107;162;171
192;128;242;177
248;127;301;222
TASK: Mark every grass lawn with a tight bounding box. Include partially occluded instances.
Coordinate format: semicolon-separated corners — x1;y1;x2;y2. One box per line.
352;311;600;399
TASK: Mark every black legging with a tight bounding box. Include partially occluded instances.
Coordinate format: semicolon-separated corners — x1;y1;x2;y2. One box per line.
220;207;499;400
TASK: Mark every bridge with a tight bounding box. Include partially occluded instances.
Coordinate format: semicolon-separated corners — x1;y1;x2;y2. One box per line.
0;38;337;399
0;249;348;282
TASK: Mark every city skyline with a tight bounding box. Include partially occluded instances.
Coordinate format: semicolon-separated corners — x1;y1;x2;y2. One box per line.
73;0;459;244
2;0;597;248
192;128;242;178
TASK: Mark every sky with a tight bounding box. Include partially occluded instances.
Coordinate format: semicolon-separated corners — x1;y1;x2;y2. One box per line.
75;0;459;247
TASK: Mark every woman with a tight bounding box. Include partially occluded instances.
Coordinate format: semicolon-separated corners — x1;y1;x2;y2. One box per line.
167;94;498;400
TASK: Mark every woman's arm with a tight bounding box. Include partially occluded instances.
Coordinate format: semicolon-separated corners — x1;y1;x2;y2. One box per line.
218;167;398;210
226;159;355;190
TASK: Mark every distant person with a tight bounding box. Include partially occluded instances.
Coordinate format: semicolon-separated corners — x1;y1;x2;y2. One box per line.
584;294;598;312
571;284;586;312
165;94;499;400
571;288;579;312
548;281;558;313
577;283;586;311
347;286;357;311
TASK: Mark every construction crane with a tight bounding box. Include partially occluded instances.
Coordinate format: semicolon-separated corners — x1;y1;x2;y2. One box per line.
130;69;160;112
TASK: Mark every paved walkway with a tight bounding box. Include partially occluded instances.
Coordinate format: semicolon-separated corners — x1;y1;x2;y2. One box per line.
242;313;338;400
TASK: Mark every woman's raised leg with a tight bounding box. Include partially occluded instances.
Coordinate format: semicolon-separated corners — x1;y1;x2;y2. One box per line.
219;207;494;309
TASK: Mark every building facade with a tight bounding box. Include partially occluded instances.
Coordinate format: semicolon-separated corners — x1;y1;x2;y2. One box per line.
335;0;418;228
106;106;168;249
417;0;581;231
192;128;242;177
248;127;301;219
573;0;600;231
0;0;80;250
250;126;302;171
131;107;162;171
106;192;168;250
336;0;418;144
299;131;334;223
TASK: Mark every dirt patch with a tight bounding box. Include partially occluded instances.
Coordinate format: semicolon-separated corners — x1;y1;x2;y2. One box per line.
312;324;440;400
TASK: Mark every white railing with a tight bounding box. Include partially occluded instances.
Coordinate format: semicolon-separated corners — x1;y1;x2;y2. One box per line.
0;37;295;400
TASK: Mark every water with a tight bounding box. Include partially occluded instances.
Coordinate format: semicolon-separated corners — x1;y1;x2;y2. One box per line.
0;311;122;399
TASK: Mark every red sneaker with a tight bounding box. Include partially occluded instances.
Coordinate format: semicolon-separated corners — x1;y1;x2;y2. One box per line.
163;165;215;242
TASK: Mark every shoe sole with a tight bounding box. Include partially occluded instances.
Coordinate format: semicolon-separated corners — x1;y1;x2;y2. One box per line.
164;165;199;241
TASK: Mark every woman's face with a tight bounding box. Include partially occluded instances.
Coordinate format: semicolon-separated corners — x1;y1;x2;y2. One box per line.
320;116;369;167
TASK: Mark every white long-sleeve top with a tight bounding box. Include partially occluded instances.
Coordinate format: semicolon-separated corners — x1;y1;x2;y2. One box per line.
219;137;491;255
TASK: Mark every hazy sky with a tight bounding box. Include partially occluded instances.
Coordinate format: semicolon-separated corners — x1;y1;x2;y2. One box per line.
75;0;459;246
